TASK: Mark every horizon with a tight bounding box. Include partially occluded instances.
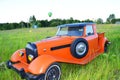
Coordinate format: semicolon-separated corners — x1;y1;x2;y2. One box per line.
0;0;120;23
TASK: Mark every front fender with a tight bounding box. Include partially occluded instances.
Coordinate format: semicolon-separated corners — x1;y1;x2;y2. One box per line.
10;49;26;62
28;55;57;75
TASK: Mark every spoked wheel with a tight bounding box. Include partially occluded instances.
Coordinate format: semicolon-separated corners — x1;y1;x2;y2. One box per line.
45;63;61;80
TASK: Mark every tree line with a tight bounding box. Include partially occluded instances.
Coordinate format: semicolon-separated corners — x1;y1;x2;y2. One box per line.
0;14;120;30
96;14;120;24
0;17;93;30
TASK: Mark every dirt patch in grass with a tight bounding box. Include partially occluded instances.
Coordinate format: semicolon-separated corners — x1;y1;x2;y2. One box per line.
0;62;6;71
114;69;120;80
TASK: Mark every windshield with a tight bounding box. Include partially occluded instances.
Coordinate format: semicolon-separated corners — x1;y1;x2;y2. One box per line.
56;26;84;36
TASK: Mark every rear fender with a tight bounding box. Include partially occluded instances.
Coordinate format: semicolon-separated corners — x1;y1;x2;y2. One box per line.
100;37;108;53
10;49;26;62
28;55;57;75
98;33;108;53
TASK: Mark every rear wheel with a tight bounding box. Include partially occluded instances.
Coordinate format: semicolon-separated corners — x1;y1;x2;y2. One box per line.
104;43;108;53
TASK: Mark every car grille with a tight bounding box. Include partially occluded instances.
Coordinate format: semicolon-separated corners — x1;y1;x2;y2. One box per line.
26;43;38;63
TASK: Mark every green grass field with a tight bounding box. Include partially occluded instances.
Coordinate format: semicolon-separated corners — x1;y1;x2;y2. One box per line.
0;24;120;80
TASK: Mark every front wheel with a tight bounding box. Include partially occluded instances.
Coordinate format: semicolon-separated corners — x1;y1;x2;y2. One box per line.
45;63;61;80
37;63;61;80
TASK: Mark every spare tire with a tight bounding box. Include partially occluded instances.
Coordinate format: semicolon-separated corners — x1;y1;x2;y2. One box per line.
70;38;88;58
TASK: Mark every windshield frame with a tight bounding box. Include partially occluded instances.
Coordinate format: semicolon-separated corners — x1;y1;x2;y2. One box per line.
56;26;84;36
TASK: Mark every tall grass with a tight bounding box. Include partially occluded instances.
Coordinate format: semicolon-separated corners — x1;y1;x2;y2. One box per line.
0;24;120;80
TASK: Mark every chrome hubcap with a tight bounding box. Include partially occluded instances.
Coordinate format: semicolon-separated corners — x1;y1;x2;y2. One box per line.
76;42;86;55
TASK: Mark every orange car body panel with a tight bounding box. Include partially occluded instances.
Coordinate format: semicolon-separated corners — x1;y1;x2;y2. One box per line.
11;49;27;63
10;23;108;75
28;55;57;74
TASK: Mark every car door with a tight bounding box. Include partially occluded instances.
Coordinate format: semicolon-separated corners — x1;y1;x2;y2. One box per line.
85;25;98;57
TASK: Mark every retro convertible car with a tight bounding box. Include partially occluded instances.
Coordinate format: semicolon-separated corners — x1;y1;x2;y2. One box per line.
7;23;110;80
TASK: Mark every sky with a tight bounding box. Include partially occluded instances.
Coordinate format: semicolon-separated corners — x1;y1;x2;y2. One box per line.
0;0;120;23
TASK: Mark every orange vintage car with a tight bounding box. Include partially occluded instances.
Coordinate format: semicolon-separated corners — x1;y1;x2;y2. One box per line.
7;23;110;80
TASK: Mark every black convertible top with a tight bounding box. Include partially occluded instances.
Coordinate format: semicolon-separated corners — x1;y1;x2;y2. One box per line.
58;23;95;27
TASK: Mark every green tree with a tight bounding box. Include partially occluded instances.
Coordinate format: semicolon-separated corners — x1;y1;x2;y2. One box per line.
96;18;103;24
20;21;26;28
111;19;116;24
36;20;42;27
82;19;93;22
29;15;37;27
40;20;49;27
106;14;115;23
49;19;62;26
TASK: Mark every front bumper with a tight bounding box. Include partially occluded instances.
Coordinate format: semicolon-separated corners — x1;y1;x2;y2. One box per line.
6;60;45;80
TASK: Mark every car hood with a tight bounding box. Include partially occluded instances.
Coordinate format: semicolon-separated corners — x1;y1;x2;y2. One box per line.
36;36;74;46
35;36;75;54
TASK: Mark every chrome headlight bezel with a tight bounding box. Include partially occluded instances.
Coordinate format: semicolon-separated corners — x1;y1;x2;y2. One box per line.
19;51;24;57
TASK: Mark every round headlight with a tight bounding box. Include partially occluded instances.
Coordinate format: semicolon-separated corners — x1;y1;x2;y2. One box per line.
19;51;24;57
28;54;34;61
